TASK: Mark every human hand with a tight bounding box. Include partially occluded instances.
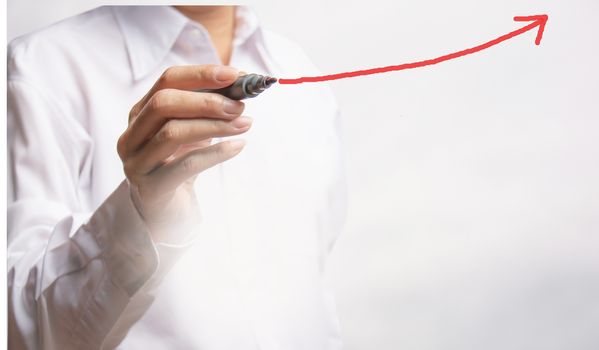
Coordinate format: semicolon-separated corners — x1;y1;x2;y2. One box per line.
117;65;251;242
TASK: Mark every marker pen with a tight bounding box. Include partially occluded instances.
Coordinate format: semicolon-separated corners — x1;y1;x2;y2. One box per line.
203;73;277;100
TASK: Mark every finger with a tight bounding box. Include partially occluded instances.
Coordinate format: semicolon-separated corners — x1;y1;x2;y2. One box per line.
133;65;239;117
171;141;211;160
130;116;253;174
125;89;245;153
145;140;246;196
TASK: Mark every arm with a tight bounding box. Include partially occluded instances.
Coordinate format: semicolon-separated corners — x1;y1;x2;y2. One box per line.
7;78;162;349
8;64;251;349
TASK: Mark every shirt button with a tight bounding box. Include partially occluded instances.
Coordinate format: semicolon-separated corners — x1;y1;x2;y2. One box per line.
190;28;202;38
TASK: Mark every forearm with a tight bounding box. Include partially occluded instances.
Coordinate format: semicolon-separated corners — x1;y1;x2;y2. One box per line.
8;180;199;349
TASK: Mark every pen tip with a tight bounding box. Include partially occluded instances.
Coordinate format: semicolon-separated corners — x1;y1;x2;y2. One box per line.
264;76;277;88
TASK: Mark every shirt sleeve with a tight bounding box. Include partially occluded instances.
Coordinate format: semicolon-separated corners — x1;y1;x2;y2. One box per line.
7;78;201;350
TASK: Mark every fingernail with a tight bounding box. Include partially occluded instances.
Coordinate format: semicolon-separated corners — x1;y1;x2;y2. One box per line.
229;139;246;153
231;116;253;129
223;99;244;115
214;66;239;82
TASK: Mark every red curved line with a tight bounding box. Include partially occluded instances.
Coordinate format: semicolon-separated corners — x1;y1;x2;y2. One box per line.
278;14;547;85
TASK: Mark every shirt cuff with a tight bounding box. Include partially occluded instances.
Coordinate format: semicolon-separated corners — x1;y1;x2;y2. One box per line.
75;179;201;297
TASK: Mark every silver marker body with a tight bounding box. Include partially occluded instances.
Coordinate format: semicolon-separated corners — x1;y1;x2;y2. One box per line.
203;73;277;100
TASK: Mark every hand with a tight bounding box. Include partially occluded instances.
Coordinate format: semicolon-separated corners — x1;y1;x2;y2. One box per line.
117;65;251;242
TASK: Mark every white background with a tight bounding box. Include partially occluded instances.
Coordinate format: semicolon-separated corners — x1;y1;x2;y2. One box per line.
8;1;599;349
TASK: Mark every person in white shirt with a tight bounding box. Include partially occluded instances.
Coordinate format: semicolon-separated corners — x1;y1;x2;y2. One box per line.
8;5;346;350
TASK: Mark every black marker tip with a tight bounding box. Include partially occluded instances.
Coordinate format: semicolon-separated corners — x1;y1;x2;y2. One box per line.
264;76;278;88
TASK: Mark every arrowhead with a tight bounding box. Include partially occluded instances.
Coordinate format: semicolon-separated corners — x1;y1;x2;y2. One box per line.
513;14;548;45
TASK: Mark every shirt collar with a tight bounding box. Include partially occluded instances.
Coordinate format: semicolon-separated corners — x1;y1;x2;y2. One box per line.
113;5;263;81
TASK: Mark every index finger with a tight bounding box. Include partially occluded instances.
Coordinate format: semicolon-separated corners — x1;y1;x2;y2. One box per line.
133;65;239;118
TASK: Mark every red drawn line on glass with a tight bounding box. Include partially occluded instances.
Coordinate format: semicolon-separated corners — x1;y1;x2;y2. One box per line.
278;14;548;85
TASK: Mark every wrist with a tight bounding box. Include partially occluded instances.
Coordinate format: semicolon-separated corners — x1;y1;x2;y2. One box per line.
127;180;201;244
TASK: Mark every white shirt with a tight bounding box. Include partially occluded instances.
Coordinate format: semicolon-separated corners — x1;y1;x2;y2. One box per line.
8;6;346;349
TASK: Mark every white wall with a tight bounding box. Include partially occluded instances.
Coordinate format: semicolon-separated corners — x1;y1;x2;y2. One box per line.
8;0;599;349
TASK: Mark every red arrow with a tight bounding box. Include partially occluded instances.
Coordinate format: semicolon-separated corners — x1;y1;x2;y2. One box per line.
278;14;548;85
